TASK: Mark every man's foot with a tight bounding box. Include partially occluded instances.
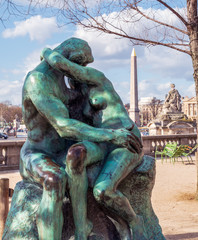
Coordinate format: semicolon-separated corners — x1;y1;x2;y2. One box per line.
75;219;93;240
130;215;148;240
116;223;131;240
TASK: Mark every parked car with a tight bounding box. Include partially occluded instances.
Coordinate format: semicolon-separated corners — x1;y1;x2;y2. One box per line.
17;129;24;132
16;129;27;138
0;132;8;139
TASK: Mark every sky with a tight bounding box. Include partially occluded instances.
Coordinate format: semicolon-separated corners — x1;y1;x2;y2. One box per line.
0;1;195;106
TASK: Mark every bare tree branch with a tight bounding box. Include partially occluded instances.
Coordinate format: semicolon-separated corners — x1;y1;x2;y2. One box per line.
78;19;190;54
157;0;189;26
129;4;188;35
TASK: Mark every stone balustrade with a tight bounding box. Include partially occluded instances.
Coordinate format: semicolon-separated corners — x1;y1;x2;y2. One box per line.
0;141;24;171
142;133;197;157
0;134;197;171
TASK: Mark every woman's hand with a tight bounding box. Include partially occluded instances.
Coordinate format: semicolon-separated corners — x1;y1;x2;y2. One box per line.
111;128;143;154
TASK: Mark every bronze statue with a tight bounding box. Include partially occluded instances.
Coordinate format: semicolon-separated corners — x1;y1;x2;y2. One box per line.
20;37;144;240
41;44;147;239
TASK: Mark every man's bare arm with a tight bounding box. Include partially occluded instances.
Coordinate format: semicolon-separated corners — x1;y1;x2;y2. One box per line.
41;48;107;86
28;73;137;151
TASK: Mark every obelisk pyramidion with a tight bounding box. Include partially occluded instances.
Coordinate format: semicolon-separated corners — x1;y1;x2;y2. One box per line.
128;48;141;126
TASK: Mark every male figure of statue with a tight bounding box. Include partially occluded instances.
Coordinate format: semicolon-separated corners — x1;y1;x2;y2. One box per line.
20;38;140;240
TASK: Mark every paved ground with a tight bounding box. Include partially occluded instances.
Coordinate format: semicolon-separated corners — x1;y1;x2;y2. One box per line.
1;157;198;240
153;158;198;240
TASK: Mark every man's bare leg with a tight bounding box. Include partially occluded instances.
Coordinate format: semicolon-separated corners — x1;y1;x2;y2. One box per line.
20;152;67;240
66;141;104;240
37;187;66;239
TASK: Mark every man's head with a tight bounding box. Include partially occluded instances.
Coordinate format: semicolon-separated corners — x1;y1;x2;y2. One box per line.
55;37;94;66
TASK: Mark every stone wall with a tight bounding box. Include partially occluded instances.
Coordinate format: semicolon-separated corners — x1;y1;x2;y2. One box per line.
142;133;197;156
0;133;197;171
0;141;24;171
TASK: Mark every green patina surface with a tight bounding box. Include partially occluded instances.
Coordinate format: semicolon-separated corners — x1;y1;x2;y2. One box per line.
3;38;165;240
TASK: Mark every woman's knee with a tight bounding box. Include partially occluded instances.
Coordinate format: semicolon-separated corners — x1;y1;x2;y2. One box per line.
93;183;111;204
66;143;87;174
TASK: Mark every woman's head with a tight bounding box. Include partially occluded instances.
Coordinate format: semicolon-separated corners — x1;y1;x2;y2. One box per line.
55;37;94;66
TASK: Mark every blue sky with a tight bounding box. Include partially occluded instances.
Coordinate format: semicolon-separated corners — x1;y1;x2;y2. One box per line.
0;1;195;105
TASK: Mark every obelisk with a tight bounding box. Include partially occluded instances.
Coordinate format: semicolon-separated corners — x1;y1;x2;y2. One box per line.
128;48;141;126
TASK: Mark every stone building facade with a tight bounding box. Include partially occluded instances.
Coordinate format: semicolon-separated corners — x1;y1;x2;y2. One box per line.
182;96;197;121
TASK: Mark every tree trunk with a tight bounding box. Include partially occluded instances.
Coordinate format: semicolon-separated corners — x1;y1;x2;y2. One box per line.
187;0;198;199
191;49;198;199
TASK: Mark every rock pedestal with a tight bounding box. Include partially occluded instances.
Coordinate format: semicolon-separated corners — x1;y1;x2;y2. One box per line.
148;119;195;135
3;155;165;240
148;110;196;135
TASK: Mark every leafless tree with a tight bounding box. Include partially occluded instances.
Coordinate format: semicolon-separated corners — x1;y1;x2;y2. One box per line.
139;97;163;125
1;0;198;196
148;97;163;120
0;102;22;124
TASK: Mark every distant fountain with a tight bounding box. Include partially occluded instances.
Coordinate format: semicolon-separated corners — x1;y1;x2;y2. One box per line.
148;84;196;135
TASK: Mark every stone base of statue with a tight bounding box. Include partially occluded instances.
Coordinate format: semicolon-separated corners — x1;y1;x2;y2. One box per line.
148;111;196;135
160;111;187;121
3;155;165;240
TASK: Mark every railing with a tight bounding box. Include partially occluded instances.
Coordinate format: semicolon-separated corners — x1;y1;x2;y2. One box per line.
0;133;197;171
0;141;24;171
142;133;197;157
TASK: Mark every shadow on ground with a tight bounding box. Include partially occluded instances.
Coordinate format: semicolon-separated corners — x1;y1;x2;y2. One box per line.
165;232;198;240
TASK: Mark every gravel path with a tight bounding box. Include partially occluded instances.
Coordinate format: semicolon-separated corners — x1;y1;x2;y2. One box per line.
1;158;198;240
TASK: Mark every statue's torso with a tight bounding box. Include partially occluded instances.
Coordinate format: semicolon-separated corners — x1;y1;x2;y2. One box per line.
22;63;72;155
84;85;137;130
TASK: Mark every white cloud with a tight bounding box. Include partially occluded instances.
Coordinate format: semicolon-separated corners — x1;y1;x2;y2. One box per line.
139;79;159;98
139;80;150;92
143;46;193;80
139;79;173;101
2;15;59;42
186;83;196;97
24;50;41;73
0;42;61;105
157;82;171;92
9;42;59;78
23;42;61;72
75;26;130;58
0;80;23;105
113;80;131;104
74;26;136;75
